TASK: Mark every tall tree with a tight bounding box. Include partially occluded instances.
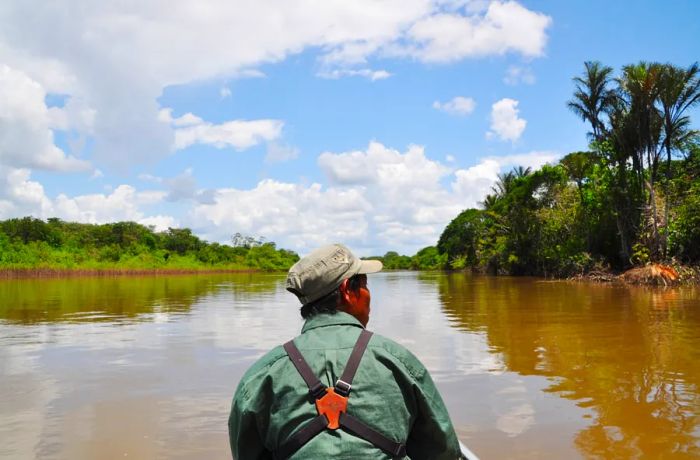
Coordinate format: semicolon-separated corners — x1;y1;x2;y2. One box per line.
617;62;664;257
568;61;615;141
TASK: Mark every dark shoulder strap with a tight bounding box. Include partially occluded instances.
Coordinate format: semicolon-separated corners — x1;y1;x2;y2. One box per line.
274;414;328;460
283;340;326;399
335;329;373;396
339;412;407;458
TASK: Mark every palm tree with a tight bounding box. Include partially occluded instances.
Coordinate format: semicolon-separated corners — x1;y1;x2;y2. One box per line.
657;62;700;257
617;62;665;258
568;61;616;142
512;165;532;179
491;171;515;198
480;193;499;211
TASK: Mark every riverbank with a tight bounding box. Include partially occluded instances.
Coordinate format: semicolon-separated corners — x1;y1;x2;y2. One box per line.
570;263;700;286
0;266;265;279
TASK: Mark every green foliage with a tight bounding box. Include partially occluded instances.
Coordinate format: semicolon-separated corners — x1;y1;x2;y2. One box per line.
668;144;700;261
0;218;299;272
411;246;446;270
372;251;412;270
437;208;485;268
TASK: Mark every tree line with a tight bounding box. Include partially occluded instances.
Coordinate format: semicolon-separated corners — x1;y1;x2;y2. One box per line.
0;217;299;271
378;61;700;276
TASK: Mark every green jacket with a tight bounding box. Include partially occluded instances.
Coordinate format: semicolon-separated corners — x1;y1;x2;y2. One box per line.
228;311;461;459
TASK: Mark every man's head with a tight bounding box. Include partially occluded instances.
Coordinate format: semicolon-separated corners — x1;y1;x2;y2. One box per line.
286;244;382;326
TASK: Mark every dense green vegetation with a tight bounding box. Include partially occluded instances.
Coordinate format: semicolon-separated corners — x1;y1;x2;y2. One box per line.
366;246;447;270
0;218;299;272
434;61;700;276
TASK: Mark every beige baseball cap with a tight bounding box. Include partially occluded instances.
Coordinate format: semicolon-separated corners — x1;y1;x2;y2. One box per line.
286;243;383;305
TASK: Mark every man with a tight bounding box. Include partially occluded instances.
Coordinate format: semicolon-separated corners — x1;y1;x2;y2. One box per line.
229;243;462;459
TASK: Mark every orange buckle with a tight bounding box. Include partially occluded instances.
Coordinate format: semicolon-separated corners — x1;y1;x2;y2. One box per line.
315;387;348;429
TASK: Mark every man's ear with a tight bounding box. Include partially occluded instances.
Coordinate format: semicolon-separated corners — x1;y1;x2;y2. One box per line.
338;279;352;305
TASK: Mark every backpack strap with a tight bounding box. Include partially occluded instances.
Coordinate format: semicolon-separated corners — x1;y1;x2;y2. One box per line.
277;329;406;459
274;414;328;460
283;340;327;400
334;329;373;396
339;412;407;457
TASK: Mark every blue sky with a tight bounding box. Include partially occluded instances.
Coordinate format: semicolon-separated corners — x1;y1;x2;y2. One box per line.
1;0;698;256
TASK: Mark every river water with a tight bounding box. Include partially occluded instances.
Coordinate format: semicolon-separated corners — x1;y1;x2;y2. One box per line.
1;272;699;459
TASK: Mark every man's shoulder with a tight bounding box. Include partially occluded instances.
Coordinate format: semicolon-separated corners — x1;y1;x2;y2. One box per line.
235;345;287;394
367;331;429;380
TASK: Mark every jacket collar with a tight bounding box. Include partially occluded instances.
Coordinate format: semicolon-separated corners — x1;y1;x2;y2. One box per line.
301;311;364;334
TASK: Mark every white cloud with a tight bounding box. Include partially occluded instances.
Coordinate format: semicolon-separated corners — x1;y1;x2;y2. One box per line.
219;86;232;99
317;68;392;81
0;167;171;225
175;119;283;151
0;65;91;172
487;98;526;142
192;180;372;253
452;158;502;204
199;142;460;254
503;65;535;85
138;215;178;232
400;1;551;63
0;168;53;218
0;1;550;171
53;185;166;224
159;109;283;151
433;96;476;116
192;142;562;255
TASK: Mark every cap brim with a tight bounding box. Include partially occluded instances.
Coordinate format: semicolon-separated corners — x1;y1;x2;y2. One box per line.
358;259;383;274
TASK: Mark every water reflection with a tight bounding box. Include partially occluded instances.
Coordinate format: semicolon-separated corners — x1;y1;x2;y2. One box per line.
0;273;289;460
0;273;283;325
438;274;700;458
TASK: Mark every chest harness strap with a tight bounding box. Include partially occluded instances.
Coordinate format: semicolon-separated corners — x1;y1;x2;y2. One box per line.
275;329;407;459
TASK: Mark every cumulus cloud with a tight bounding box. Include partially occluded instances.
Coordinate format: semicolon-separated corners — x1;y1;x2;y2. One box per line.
0;167;170;227
0;65;91;172
191;141;562;255
0;168;53;218
159;109;283;151
433;96;476;116
400;1;551;62
195;142;482;254
193;180;373;252
503;65;535;85
53;185;166;224
487;98;526;142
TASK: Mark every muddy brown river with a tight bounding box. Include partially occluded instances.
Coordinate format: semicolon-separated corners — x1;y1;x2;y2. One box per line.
1;272;699;459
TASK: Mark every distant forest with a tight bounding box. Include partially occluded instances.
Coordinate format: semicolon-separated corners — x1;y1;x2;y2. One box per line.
0;218;299;272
